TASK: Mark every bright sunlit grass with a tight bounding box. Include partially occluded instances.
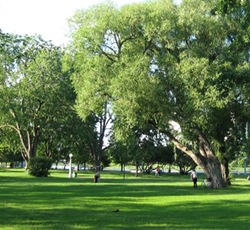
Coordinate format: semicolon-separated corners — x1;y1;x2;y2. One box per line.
1;169;250;229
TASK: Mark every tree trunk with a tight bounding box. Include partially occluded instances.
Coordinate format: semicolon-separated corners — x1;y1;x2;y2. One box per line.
167;131;226;188
94;158;100;171
120;163;124;172
168;164;171;173
197;135;225;188
135;162;139;177
220;160;230;185
202;155;224;188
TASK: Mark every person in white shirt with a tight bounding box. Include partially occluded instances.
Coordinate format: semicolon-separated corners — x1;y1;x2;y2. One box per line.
190;169;198;188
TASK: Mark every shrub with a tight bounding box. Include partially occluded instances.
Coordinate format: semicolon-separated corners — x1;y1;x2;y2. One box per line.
28;156;53;177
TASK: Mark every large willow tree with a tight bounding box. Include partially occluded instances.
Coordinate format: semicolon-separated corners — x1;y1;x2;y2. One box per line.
68;0;250;187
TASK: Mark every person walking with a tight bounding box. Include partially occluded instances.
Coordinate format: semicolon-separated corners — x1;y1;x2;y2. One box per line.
190;169;198;188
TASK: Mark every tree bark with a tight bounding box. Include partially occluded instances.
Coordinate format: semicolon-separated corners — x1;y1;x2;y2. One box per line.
220;160;230;185
166;130;226;188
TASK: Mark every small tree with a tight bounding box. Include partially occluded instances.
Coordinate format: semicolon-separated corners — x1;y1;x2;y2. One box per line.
28;156;53;177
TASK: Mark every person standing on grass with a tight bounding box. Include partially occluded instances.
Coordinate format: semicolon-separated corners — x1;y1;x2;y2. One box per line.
190;169;198;188
155;166;161;176
94;171;100;183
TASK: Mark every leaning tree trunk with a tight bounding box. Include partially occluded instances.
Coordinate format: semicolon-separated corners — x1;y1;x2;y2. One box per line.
189;150;225;188
168;131;226;188
201;154;225;188
196;134;226;188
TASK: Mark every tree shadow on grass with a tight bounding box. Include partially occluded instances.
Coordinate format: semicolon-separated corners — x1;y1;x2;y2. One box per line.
1;196;250;229
1;171;250;229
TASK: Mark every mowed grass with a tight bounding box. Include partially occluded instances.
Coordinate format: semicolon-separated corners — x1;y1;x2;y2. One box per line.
1;169;250;230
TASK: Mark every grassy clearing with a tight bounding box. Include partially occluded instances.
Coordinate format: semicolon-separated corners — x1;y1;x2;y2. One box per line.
0;169;250;229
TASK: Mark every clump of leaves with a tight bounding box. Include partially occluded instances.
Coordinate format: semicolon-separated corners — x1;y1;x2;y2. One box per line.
28;156;53;177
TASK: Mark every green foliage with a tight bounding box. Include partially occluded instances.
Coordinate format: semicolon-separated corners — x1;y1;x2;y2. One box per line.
0;32;68;160
28;156;53;177
0;147;23;164
67;0;250;186
0;31;95;167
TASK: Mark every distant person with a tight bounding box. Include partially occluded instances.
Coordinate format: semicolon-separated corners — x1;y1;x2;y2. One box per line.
146;165;153;174
190;169;198;188
94;171;100;183
155;166;161;176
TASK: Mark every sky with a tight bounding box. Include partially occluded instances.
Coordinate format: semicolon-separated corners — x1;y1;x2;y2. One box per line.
0;0;169;46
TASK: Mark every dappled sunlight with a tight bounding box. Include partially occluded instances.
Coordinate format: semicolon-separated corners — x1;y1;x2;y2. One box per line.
1;169;250;229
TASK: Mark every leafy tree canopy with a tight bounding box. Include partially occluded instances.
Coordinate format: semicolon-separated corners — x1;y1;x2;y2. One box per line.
68;0;250;187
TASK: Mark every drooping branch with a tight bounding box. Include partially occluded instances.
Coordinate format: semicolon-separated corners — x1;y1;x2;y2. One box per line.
0;123;28;158
162;129;207;170
7;109;29;156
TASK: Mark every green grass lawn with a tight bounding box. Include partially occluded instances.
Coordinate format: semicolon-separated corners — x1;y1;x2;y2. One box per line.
1;169;250;230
